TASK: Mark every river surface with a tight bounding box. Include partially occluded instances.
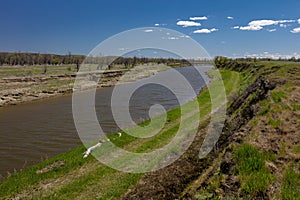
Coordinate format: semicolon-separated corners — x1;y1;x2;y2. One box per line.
0;66;212;179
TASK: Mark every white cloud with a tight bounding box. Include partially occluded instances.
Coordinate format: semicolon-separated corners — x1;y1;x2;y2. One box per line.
280;24;288;28
144;29;153;33
278;20;295;23
248;20;278;27
232;26;240;29
278;20;295;28
227;16;234;20
298;19;300;24
189;16;208;21
291;27;300;33
177;20;201;27
179;35;190;38
239;25;263;31
155;23;167;27
193;28;218;34
167;37;179;40
237;19;296;31
194;29;210;34
244;52;300;59
267;29;276;32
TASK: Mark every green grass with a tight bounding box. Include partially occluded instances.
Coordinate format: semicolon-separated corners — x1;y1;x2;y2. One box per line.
293;146;300;154
234;143;275;196
195;192;214;200
258;104;270;115
271;91;287;103
268;117;283;128
0;145;93;197
0;65;77;78
282;164;300;199
291;102;300;111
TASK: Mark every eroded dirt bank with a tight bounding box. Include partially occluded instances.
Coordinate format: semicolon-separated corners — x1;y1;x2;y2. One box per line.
121;60;300;199
0;70;126;107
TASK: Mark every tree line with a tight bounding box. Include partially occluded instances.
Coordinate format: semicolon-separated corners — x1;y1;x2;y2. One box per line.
214;56;300;73
0;52;193;69
215;56;300;66
0;52;85;66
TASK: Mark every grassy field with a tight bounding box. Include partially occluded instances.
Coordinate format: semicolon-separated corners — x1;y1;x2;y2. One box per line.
0;65;77;78
0;69;240;199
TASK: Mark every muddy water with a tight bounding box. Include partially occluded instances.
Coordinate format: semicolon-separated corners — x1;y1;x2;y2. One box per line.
0;66;212;179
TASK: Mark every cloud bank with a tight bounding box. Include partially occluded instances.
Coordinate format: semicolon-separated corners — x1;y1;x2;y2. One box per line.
237;19;296;31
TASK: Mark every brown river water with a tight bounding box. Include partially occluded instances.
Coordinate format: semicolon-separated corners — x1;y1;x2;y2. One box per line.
0;66;212;179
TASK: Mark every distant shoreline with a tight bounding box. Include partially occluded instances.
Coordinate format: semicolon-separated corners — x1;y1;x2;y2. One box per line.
0;63;173;107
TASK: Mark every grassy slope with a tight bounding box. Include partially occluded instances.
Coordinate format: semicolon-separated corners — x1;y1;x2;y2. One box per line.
0;69;240;199
185;61;300;199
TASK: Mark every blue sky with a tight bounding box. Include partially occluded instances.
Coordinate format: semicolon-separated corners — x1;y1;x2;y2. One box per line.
1;0;300;58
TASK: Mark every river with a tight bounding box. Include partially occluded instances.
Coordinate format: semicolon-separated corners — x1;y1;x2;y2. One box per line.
0;66;212;179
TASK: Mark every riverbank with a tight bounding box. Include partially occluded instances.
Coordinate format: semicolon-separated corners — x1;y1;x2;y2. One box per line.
0;66;239;199
0;63;169;107
0;65;210;179
0;60;299;199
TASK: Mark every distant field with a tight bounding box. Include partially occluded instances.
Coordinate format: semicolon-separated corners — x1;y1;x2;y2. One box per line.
0;65;77;78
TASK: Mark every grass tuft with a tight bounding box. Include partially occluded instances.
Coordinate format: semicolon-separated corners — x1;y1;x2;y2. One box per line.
282;164;300;199
234;144;274;196
271;91;287;103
